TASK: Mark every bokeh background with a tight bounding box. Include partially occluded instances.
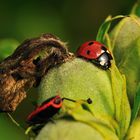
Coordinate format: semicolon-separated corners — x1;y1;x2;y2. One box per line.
0;0;135;52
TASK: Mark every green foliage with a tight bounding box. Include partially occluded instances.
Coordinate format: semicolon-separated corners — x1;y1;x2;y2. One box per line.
63;100;119;140
96;15;125;44
110;16;140;104
131;84;140;123
110;63;130;139
125;117;140;140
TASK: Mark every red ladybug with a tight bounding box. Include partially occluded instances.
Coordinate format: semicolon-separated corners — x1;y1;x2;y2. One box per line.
26;95;92;125
76;41;113;70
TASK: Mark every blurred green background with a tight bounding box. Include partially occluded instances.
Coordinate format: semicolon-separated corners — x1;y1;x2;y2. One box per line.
0;0;135;52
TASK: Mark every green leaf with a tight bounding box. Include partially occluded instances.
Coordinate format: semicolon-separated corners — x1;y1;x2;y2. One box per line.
110;62;131;139
131;83;140;123
125;117;140;140
110;16;140;104
64;101;119;140
119;37;140;104
96;15;125;43
103;33;112;51
130;2;140;17
110;15;140;64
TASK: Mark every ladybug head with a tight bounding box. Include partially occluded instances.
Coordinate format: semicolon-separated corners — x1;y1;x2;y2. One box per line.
95;52;112;70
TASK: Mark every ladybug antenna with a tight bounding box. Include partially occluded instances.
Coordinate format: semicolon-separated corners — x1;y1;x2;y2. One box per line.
62;97;76;102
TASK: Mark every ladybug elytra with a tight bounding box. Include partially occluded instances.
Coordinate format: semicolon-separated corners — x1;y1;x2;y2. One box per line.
76;41;113;70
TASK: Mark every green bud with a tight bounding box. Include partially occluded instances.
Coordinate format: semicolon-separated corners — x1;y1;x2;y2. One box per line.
38;58;130;139
39;58;114;120
110;15;140;104
110;16;140;64
36;120;105;140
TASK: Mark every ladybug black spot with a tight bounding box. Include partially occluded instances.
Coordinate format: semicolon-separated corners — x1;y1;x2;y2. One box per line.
101;46;107;51
88;42;94;46
86;50;90;55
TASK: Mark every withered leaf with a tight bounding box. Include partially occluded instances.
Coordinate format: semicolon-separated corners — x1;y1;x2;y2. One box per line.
0;34;73;112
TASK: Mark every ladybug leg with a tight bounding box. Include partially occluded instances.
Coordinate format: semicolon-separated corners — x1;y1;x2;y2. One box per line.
90;59;101;67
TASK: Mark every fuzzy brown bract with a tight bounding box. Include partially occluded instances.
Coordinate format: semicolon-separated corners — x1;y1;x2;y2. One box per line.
0;34;73;112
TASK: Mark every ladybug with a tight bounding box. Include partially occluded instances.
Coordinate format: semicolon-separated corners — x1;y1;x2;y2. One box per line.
27;95;92;125
76;41;113;70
